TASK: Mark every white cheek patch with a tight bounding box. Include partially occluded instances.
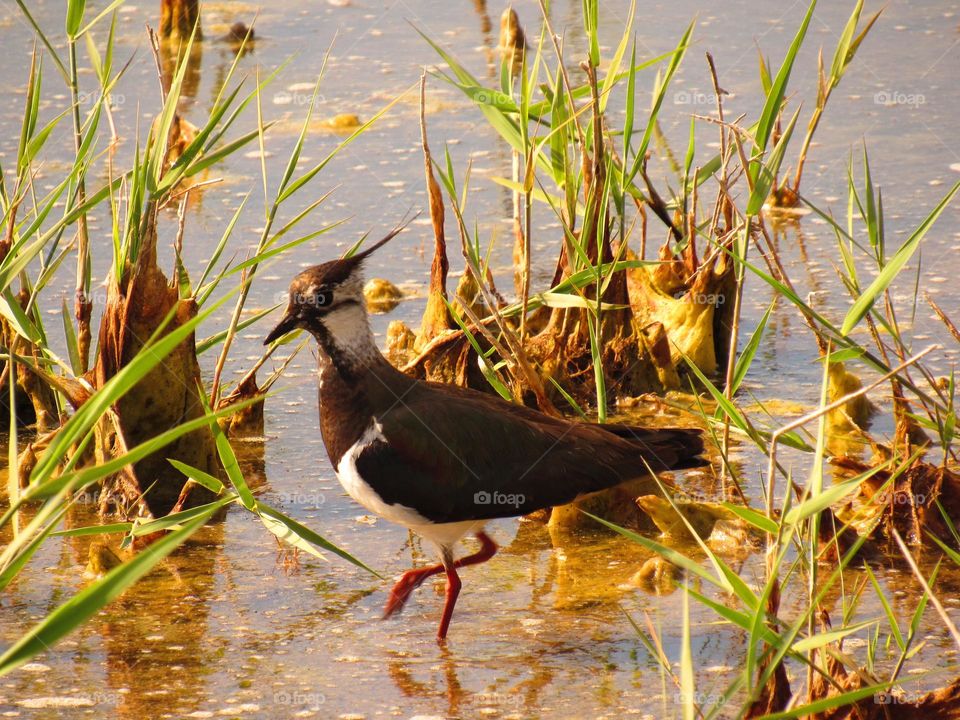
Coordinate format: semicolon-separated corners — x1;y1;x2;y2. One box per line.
321;301;379;362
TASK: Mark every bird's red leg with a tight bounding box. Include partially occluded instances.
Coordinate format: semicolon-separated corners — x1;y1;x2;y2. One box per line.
435;531;497;641
384;563;443;618
459;530;497;567
436;560;461;642
383;531;499;621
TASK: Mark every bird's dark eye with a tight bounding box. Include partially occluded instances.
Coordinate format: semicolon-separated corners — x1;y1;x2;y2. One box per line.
314;289;332;307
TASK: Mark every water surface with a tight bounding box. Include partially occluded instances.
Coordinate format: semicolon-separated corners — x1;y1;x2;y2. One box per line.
2;1;960;718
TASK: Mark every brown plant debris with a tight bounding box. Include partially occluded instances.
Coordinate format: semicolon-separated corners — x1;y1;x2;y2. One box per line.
84;542;126;580
216;372;264;438
363;278;402;314
92;205;219;519
745;580;793;717
498;8;525;76
826;361;876;432
0;291;61;429
832;454;960;546
627;239;735;382
631;555;681;595
636;494;750;543
806;610;960;719
385;320;417;367
318;113;362;132
220;22;254;44
416;71;453;349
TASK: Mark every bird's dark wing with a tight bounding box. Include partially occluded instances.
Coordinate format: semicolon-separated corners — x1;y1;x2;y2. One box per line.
354;381;704;523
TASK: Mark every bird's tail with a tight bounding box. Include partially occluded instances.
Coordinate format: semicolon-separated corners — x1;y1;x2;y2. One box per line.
600;424;706;472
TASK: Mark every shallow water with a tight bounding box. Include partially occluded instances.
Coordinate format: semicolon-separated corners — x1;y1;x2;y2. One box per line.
2;0;960;718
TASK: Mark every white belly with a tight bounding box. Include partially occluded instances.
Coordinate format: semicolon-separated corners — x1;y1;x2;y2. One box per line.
335;422;483;550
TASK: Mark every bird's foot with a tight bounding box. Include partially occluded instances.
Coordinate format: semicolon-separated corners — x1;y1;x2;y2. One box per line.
383;565;442;618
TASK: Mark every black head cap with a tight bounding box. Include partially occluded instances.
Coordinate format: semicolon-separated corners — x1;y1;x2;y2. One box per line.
263;214;417;345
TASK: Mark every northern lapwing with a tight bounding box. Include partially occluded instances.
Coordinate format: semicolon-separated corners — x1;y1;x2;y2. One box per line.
265;224;706;642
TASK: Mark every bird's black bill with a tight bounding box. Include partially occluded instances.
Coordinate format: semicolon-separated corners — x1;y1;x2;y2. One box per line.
264;311;298;345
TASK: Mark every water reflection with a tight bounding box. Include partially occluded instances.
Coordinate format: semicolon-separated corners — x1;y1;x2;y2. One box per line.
96;531;220;720
387;647;467;717
386;643;556;717
471;0;493;49
159;39;203;103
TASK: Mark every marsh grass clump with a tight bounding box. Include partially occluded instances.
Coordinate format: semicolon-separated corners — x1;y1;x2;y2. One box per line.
406;9;738;416
0;0;396;675
400;0;960;714
91;206;220;518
